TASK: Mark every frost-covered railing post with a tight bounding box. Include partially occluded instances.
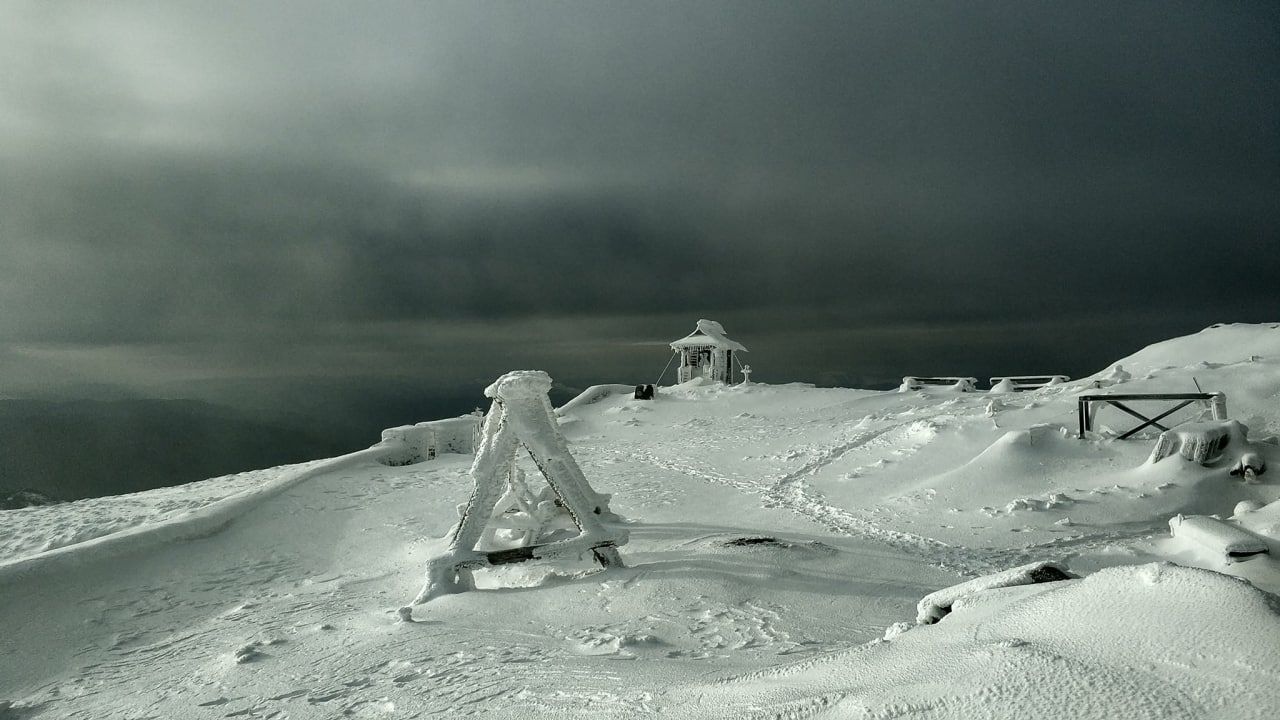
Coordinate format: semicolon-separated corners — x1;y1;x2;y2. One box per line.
407;370;627;608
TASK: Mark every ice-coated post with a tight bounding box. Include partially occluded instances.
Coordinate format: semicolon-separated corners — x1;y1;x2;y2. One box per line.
1209;392;1228;421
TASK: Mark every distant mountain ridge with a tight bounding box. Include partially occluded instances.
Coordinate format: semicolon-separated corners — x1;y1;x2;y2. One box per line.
0;399;351;502
0;488;57;510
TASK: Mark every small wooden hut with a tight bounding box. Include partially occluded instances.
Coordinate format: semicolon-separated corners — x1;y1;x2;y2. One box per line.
669;319;747;384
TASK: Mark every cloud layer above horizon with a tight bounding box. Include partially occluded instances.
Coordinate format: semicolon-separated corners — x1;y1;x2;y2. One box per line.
2;1;1277;398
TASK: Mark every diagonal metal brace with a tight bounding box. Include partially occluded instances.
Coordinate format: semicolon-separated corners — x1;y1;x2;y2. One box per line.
1077;392;1226;439
1113;400;1195;440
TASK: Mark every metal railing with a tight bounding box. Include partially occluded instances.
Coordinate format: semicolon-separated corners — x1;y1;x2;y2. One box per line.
1077;392;1227;439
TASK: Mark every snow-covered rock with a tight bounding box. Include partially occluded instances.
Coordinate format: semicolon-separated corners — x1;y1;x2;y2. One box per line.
915;560;1075;624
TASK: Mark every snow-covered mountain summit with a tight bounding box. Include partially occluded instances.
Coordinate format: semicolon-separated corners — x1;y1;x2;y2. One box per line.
2;324;1278;718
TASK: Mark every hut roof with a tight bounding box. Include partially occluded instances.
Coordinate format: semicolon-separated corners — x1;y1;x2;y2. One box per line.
669;319;747;352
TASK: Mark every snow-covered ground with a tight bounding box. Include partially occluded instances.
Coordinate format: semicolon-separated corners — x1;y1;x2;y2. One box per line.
2;324;1279;718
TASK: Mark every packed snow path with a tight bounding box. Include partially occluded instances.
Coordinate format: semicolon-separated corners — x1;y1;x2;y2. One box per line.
598;393;1166;577
621;422;963;569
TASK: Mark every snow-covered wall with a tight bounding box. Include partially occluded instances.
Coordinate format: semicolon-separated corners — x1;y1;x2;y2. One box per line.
377;425;436;466
427;414;484;454
374;414;483;466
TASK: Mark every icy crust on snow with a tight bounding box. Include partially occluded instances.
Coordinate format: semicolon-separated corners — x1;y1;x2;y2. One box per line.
0;463;315;563
0;422;453;580
668;563;1280;720
0;415;482;566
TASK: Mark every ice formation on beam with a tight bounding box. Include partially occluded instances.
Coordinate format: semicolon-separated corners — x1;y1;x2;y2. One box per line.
408;371;627;607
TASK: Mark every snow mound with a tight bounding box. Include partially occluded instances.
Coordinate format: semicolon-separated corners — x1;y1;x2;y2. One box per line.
669;563;1280;720
916;560;1074;624
1169;514;1270;561
1108;323;1280;376
0;464;314;564
557;384;636;414
1235;498;1280;541
989;377;1018;393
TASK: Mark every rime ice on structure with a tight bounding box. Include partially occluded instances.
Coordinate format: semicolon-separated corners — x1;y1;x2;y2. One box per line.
670;319;747;384
409;371;626;606
1146;417;1238;466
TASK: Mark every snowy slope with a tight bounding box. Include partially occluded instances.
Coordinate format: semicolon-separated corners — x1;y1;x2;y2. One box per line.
2;325;1279;718
1107;322;1280;375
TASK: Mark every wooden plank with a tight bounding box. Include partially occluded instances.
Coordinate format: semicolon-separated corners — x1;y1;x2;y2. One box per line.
485;546;536;565
483;541;618;567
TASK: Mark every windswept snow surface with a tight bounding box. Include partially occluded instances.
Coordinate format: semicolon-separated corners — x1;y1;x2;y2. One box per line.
0;463;320;561
2;323;1280;718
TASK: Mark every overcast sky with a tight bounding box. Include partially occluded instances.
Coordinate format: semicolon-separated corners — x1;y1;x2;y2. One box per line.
2;1;1278;413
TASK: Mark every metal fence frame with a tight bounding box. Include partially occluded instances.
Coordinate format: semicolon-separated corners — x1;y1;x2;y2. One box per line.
1077;392;1226;440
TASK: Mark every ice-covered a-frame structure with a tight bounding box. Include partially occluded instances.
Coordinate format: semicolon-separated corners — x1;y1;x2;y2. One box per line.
407;370;627;608
670;319;747;384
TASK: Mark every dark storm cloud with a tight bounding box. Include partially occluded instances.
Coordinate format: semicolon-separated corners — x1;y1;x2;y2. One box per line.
1;0;1278;397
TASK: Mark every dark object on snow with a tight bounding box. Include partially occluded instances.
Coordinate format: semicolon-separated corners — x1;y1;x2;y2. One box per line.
721;536;839;554
634;384;655;400
484;541;621;567
901;376;977;392
1026;565;1074;584
1229;453;1266;481
725;536;786;547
